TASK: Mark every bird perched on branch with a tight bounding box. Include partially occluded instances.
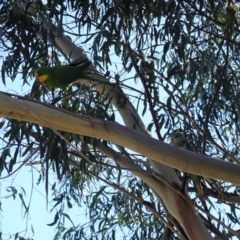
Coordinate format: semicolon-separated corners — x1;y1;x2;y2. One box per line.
34;60;92;90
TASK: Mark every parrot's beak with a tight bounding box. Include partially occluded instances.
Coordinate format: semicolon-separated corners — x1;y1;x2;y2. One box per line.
34;73;48;83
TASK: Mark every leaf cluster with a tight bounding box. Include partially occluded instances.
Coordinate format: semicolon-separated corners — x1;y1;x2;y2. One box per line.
1;0;240;239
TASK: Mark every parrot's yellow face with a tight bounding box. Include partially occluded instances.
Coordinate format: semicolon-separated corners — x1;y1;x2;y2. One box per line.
34;72;48;83
170;132;186;146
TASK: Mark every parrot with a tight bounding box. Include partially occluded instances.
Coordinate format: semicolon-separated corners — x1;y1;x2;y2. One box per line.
170;131;204;199
34;60;92;89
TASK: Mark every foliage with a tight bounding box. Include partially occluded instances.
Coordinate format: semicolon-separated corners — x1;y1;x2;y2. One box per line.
1;0;240;239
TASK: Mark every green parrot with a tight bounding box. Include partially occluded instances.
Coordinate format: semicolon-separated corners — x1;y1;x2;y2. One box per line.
170;131;204;198
34;60;92;89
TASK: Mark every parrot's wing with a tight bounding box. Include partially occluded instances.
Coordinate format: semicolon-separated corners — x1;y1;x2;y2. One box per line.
68;59;91;69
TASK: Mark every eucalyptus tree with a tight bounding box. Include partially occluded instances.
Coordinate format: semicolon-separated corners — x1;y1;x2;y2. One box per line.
1;0;240;239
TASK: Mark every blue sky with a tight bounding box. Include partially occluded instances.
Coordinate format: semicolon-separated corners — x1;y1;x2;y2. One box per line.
0;39;154;239
2;3;237;239
0;73;153;240
0;77;59;239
